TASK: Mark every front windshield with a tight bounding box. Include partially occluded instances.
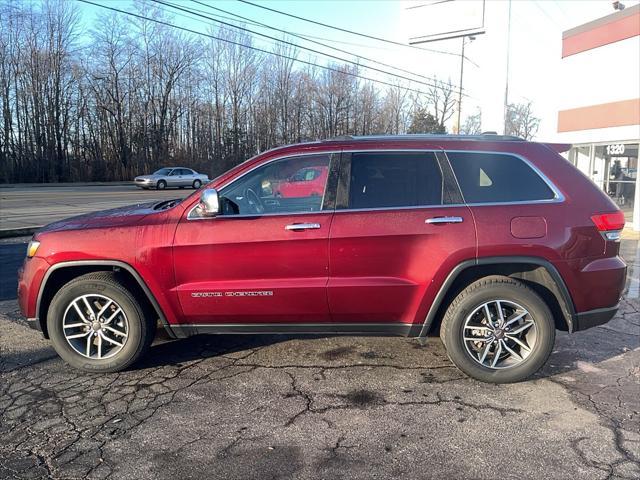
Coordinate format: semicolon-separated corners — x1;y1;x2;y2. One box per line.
153;168;172;176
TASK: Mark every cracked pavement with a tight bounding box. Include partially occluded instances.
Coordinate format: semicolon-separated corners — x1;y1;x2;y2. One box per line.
0;240;638;479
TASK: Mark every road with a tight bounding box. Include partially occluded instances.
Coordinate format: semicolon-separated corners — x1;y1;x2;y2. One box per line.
0;238;638;479
0;184;192;233
0;241;26;301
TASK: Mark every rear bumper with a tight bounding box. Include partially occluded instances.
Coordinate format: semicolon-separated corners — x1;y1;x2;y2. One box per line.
572;304;619;332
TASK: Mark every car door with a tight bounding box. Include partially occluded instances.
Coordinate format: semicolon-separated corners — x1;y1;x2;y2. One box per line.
173;152;339;325
181;169;194;186
174;169;186;187
164;169;177;187
327;149;476;333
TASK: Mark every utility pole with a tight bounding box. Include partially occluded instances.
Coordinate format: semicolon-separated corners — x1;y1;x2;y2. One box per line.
456;36;475;133
406;1;485;132
457;37;466;132
503;0;512;134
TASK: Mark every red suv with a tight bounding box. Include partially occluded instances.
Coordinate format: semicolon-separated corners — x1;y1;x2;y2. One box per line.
18;135;627;383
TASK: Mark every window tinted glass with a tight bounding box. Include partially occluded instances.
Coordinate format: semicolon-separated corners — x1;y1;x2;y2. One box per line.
347;152;443;209
219;155;330;215
179;169;192;175
154;168;172;176
447;152;555;203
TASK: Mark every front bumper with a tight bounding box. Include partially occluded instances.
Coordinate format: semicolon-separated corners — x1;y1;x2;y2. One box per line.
572;304;619;331
134;179;155;187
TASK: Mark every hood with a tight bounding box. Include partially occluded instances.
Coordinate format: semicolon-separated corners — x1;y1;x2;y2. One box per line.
135;174;161;180
37;201;159;234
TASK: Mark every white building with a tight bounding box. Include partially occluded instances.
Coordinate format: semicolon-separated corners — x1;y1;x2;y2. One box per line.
556;4;640;231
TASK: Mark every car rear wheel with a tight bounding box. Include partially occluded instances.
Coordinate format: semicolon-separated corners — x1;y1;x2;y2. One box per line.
440;275;555;383
47;272;156;373
156;180;166;190
192;179;202;189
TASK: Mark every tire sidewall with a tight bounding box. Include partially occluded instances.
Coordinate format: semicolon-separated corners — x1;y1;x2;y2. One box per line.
47;279;145;372
193;180;201;189
443;283;555;383
157;180;166;190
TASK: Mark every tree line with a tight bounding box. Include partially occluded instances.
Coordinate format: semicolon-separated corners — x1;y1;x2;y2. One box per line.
0;1;538;184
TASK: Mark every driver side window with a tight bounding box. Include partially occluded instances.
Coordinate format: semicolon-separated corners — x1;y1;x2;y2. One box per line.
219;154;331;216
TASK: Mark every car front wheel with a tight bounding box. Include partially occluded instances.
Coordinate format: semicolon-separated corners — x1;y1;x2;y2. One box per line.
192;179;202;189
47;272;156;373
440;275;555;383
156;180;167;190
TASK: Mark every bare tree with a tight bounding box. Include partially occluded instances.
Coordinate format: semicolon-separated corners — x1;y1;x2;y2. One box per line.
380;83;410;134
460;109;482;135
505;101;540;140
428;78;456;132
0;0;465;184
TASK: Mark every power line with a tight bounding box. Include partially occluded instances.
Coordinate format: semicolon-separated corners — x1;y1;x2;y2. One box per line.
168;1;410;52
76;0;462;99
189;0;450;87
152;0;464;94
237;0;463;58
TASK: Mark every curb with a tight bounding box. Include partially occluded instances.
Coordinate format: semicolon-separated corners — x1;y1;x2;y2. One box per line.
0;226;41;239
622;227;640;240
0;182;133;189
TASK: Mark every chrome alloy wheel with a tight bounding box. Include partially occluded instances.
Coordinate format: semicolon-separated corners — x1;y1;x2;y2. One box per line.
62;294;129;360
463;300;537;370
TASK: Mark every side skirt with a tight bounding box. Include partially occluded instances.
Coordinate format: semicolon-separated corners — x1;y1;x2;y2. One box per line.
170;323;416;338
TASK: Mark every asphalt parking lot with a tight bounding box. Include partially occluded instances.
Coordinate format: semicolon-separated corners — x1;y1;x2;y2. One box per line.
0;184;191;235
0;235;638;479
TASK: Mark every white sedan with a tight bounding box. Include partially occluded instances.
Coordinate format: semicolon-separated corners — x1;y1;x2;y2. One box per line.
134;167;209;190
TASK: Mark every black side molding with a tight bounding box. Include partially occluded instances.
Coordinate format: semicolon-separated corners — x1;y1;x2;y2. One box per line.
171;322;415;338
26;317;42;332
414;256;578;337
35;260;177;339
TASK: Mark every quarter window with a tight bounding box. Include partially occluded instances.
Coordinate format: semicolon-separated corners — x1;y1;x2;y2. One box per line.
219;154;330;215
447;152;556;203
346;152;443;209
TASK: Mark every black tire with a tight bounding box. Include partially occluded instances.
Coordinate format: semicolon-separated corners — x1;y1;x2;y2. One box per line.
47;272;156;373
440;275;555;384
156;180;167;190
192;179;202;189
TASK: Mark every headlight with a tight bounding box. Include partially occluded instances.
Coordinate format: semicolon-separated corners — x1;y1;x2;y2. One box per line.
26;240;40;258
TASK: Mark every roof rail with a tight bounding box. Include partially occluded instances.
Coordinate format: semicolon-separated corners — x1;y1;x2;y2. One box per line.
323;134;524;142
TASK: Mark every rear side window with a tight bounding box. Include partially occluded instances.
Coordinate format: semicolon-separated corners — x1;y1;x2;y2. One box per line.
447;152;556;203
348;152;443;209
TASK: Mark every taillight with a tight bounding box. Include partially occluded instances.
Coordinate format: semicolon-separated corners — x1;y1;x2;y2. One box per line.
591;211;625;241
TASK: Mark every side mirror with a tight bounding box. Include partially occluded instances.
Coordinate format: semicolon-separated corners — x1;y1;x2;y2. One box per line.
197;188;220;217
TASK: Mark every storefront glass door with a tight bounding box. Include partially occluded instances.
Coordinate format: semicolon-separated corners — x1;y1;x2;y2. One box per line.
597;143;638;223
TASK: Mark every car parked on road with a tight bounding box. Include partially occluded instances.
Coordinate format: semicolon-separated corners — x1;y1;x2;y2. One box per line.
18;135;627;383
272;165;329;198
134;167;209;190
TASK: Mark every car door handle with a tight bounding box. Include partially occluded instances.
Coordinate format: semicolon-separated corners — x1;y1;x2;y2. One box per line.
285;223;321;231
425;216;464;224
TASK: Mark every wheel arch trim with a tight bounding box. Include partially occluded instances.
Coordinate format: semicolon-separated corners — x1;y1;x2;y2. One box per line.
35;260;176;338
414;256;577;337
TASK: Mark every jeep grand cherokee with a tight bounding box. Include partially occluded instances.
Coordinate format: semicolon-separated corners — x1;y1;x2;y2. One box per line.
18;135;627;383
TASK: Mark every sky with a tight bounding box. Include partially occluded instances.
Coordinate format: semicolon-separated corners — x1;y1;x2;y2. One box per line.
76;0;640;140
